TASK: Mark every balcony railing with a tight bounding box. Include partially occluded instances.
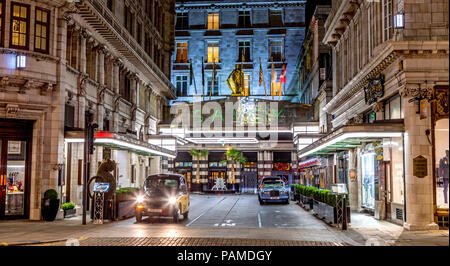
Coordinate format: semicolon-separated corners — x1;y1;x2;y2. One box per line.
81;0;176;98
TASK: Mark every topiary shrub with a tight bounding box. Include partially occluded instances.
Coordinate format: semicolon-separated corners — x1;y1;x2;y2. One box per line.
43;189;58;200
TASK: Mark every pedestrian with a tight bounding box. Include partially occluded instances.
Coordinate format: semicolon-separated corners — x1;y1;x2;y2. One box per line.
438;150;449;204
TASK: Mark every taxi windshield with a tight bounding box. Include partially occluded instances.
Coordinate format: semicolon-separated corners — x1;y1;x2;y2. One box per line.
144;178;179;192
263;181;285;189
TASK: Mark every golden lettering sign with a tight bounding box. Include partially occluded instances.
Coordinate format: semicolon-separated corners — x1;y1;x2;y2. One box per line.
413;155;428;178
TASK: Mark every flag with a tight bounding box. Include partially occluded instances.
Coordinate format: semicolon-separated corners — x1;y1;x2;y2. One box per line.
189;60;194;86
280;62;287;84
241;50;246;63
259;60;264;87
202;60;205;87
271;61;277;97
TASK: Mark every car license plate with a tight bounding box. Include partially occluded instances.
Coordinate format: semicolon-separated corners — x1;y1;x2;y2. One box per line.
148;208;162;213
270;197;279;200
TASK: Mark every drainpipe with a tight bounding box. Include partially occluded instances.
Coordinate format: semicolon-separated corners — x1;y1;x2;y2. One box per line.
402;132;406;223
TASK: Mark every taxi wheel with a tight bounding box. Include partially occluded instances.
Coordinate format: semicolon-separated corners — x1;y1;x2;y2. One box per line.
183;211;189;220
259;198;265;205
136;211;143;223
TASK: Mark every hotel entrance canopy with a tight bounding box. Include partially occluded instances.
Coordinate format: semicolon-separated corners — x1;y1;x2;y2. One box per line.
298;122;405;159
64;131;176;158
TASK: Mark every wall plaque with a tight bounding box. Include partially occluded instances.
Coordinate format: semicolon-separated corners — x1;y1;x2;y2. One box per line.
413;155;428;178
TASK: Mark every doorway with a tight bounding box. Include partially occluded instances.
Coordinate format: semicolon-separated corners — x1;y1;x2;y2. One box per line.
0;119;33;219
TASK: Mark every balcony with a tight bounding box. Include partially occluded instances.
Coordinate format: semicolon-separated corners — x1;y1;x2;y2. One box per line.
77;0;176;99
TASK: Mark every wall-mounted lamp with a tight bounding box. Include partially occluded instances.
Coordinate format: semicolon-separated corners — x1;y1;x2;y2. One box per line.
394;13;405;29
16;54;26;69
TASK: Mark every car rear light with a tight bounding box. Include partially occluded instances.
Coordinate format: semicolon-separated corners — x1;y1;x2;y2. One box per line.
136;205;144;209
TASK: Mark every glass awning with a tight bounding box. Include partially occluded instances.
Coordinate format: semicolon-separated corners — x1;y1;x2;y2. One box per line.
298;122;404;159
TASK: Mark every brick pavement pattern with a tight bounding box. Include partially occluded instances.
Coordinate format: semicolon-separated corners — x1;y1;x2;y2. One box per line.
65;237;350;246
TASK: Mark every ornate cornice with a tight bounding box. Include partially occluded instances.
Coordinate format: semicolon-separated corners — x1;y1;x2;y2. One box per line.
399;84;435;100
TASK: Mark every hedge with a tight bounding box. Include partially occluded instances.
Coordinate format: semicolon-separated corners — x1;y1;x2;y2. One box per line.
292;184;349;207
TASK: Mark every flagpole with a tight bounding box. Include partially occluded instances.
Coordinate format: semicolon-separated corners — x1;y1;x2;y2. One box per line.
202;57;205;102
259;57;268;100
210;61;215;101
241;50;244;97
190;59;198;96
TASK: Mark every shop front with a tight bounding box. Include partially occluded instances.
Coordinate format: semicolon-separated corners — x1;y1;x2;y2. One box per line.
298;123;405;223
0;119;33;219
171;152;193;191
207;152;227;191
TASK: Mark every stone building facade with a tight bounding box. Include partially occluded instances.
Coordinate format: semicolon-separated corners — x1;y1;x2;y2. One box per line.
171;0;306;102
298;0;449;229
0;0;176;220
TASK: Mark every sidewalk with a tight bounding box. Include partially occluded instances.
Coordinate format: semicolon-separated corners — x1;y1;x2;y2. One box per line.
0;213;448;246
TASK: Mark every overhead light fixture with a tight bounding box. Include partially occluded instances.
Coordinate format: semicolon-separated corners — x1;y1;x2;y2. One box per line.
185;137;259;144
16;55;26;69
394;13;405;29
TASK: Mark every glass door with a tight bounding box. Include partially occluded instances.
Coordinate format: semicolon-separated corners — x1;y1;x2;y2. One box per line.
0;140;28;217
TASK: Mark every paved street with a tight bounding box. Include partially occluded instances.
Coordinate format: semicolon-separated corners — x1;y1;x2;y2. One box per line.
0;194;448;246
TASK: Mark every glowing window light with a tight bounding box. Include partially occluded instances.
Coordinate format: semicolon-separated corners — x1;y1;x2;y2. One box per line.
16;55;26;69
394;13;405;29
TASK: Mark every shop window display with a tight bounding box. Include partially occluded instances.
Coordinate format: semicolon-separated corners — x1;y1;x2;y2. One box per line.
435;119;449;209
5;141;27;216
361;148;376;210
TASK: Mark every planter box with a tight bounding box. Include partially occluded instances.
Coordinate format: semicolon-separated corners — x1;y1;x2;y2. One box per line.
63;208;76;218
299;195;313;210
115;200;136;220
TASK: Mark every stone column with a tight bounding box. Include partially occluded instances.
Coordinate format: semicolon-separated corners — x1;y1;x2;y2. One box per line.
79;29;89;74
113;59;121;94
98;46;106;86
400;85;439;230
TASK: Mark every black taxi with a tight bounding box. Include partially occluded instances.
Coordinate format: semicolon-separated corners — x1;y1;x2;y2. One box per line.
135;174;190;223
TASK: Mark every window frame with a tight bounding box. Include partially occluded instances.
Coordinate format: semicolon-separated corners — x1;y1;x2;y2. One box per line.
269;9;283;27
207;12;220;30
238;10;251;28
175;11;189;30
175;75;189;97
238;40;251;62
206;75;219;96
124;4;134;36
34;7;50;54
269;40;283;62
9;2;30;50
175;41;188;63
207;42;219;63
382;0;393;41
384;94;403;120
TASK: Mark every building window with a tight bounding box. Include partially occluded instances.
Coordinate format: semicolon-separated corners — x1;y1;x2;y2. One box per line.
145;0;152;19
269;41;282;62
176;76;188;97
136;21;142;45
271;81;282;97
207;76;219;96
35;8;50;53
384;94;403;120
238;10;251;28
243;74;250;96
238;41;251;62
207;43;219;63
176;12;189;30
107;0;114;12
383;0;393;41
207;13;219;30
124;5;133;35
176;42;188;63
10;2;29;49
145;32;152;57
269;9;283;27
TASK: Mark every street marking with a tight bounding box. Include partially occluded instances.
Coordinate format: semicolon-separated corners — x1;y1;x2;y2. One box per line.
257;212;262;228
186;196;226;227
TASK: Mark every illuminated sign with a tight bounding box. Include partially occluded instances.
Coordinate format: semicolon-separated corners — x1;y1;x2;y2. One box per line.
394;13;405;29
16;55;26;69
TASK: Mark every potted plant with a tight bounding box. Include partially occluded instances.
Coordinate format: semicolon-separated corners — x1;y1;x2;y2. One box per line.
41;189;60;221
62;202;76;218
189;149;209;192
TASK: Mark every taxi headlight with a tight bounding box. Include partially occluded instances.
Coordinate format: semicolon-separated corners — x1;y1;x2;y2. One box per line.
136;195;144;203
168;197;177;205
